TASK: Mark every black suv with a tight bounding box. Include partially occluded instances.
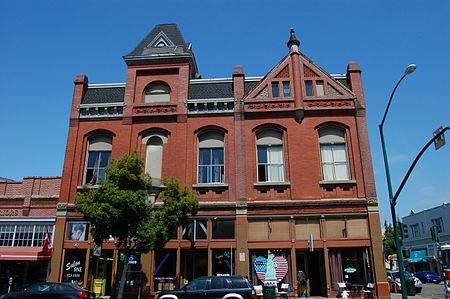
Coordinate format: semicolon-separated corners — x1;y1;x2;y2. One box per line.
157;276;256;299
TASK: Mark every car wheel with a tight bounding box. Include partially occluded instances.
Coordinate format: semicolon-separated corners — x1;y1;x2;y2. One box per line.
416;288;422;293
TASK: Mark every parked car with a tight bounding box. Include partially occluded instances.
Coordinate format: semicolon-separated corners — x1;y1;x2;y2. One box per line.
386;270;422;293
445;280;450;299
414;270;442;284
0;282;96;299
157;276;256;299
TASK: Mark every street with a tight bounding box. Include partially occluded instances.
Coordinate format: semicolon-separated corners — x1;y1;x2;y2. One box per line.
390;282;446;299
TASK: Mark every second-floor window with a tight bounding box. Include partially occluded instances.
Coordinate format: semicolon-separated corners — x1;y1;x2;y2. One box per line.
432;218;444;233
143;132;168;186
256;129;285;182
411;224;420;238
198;131;224;184
0;224;53;247
183;219;207;241
319;127;350;181
85;135;112;185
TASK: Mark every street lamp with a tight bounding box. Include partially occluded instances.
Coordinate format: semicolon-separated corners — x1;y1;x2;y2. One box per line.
379;64;416;299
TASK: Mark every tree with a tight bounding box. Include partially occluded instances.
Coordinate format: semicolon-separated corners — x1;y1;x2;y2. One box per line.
75;152;198;299
383;221;396;266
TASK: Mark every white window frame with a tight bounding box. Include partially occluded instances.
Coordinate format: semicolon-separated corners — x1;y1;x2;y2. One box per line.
197;131;225;184
319;127;350;181
84;135;112;185
0;223;54;247
256;129;285;182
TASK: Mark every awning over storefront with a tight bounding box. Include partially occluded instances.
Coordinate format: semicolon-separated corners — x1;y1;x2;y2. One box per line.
408;249;427;263
0;247;51;261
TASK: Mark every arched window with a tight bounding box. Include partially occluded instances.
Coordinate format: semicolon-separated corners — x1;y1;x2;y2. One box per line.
84;135;112;185
319;127;350;181
142;132;168;186
198;131;224;184
256;129;285;182
144;81;171;103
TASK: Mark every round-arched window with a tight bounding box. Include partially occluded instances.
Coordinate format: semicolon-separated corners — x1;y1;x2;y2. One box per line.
144;82;171;103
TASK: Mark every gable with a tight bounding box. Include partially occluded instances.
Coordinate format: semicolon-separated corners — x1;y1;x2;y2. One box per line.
247;55;293;100
245;52;354;102
149;31;176;48
300;53;354;98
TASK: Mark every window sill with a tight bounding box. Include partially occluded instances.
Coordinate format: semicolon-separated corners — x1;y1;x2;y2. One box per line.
77;184;101;191
192;183;229;189
319;180;356;186
253;181;291;187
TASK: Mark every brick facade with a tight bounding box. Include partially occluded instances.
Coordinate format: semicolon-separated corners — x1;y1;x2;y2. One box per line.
49;24;389;298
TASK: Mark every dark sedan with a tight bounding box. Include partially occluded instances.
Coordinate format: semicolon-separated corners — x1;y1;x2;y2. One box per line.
414;270;442;284
0;282;96;299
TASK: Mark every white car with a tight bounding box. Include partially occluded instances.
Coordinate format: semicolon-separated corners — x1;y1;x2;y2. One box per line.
445;281;450;299
386;270;422;293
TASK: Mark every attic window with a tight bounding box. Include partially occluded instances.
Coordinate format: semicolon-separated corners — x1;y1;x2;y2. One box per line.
144;81;171;103
316;80;324;96
156;41;166;47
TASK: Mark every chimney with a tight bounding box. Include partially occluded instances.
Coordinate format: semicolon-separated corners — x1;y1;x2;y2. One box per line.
233;65;245;101
346;61;365;107
70;74;89;121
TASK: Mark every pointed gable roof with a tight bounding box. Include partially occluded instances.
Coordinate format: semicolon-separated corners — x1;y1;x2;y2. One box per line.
123;24;198;74
245;52;355;101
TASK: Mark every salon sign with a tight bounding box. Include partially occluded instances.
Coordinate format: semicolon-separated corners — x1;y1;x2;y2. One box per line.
62;250;86;284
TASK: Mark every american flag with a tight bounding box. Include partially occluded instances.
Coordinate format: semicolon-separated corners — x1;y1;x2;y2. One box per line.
273;256;288;282
254;256;267;282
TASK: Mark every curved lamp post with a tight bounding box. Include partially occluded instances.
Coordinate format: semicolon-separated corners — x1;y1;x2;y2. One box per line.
379;64;416;299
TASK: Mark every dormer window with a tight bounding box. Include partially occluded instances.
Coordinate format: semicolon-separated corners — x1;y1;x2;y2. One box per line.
144;81;171;103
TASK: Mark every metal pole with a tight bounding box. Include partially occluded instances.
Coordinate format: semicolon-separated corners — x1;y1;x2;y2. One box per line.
392;127;449;205
379;124;408;299
379;67;416;299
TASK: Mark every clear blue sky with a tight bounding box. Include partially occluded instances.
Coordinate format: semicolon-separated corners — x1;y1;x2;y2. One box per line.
1;0;449;225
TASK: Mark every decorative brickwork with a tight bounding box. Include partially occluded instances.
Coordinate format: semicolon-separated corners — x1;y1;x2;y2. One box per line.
275;66;290;78
255;85;269;98
304;65;319;77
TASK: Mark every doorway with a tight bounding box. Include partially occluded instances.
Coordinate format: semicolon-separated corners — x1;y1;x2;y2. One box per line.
297;250;326;297
181;250;207;285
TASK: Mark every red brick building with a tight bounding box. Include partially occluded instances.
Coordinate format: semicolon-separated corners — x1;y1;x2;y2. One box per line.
0;176;60;294
49;24;389;298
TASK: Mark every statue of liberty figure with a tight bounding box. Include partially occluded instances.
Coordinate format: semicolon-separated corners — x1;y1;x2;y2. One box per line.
265;251;277;283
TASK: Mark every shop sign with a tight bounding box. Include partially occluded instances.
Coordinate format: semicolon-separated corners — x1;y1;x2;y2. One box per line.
0;209;19;216
344;266;357;273
62;250;86;285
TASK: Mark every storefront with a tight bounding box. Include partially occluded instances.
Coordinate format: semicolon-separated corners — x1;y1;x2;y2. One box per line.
0;222;53;294
329;247;373;291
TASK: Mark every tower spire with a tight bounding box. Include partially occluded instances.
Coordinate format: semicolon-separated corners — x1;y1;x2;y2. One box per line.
287;27;300;53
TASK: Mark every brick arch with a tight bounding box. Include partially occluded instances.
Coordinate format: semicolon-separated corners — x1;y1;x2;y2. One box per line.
194;125;228;135
314;121;350;132
138;127;171;140
84;129;116;139
252;123;287;134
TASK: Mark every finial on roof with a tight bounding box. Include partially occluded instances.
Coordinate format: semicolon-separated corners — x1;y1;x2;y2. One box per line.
287;27;300;53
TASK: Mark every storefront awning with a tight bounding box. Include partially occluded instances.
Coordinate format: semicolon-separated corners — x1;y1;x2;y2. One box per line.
408;249;427;263
0;247;51;261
